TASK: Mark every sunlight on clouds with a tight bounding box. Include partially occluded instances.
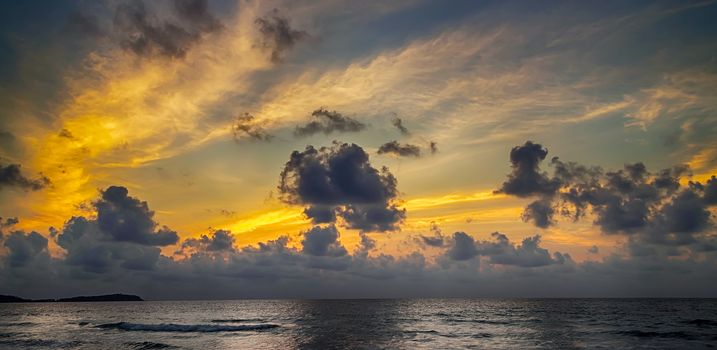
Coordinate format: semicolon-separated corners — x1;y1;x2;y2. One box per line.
24;3;273;229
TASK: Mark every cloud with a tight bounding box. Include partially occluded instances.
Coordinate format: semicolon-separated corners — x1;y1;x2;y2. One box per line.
278;142;405;232
391;116;410;135
692;175;717;205
301;225;347;257
0;185;716;299
113;0;221;58
587;245;599;254
294;108;367;137
232;113;273;141
0;163;50;191
49;186;179;273
2;231;49;268
429;141;438;154
496;141;560;197
95;186;179;246
521;198;555;228
446;232;478;261
476;233;562;267
418;222;445;247
500;141;717;253
254;9;308;63
377;141;421;158
181;229;235;252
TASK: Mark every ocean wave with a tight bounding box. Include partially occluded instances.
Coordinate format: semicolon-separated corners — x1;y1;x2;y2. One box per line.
96;322;279;333
210;318;265;323
0;321;35;327
615;330;694;340
444;318;510;325
684;319;717;327
127;341;178;349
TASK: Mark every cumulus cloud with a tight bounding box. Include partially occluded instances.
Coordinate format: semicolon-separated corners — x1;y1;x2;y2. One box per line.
499;141;717;255
278;142;405;232
476;233;562;267
301;225;347;257
0;186;715;299
294;108;367;137
255;9;308;63
521;198;555;228
232;113;273;141
95;186;179;246
113;0;221;58
446;232;478;261
181;229;235;252
3;231;49;268
0;163;50;191
497;141;561;197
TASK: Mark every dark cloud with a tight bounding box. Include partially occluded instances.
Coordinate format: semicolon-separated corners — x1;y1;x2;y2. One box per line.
181;229;235;252
418;222;445;247
301;225;347;257
57;215;162;273
303;206;335;224
0;192;714;299
0;217;19;229
377;141;421;157
95;186;179;246
587;245;599;254
694;176;717;205
113;0;221;58
446;232;478;261
278;142;404;232
521;198;555;228
3;231;49;268
476;233;561;267
496;141;560;197
294;108;366;137
0;163;50;191
232;113;273;142
255;9;308;63
500;141;717;254
391;116;410;135
173;0;222;33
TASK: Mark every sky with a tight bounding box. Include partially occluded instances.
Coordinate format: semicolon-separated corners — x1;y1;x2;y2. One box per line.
0;0;716;299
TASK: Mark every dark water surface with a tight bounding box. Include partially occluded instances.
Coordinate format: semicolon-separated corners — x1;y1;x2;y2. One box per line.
1;299;716;349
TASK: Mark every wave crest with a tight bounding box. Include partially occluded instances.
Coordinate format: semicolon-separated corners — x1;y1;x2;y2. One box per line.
97;322;279;333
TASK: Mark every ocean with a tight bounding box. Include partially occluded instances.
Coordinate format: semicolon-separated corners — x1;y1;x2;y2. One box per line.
1;299;716;349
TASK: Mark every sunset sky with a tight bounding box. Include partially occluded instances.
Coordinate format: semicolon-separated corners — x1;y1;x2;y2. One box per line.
1;0;716;299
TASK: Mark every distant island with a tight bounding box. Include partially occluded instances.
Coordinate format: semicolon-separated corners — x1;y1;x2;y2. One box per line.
0;293;143;303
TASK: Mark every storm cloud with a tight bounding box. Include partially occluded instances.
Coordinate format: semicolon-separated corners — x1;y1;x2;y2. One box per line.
278;142;405;231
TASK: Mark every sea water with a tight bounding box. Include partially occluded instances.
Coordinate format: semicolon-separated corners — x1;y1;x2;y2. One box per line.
1;299;716;349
